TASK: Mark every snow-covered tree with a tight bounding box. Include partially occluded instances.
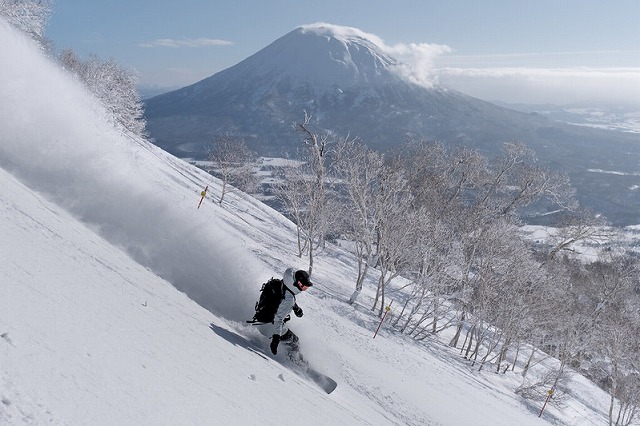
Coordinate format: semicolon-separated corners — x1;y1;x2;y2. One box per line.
274;162;309;258
333;138;384;304
0;0;51;44
546;207;612;258
392;212;459;338
368;156;420;315
475;142;577;218
276;113;336;274
206;134;257;204
59;50;146;137
582;257;640;426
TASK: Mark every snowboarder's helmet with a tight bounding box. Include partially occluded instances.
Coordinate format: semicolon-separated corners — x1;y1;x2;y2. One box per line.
294;270;312;288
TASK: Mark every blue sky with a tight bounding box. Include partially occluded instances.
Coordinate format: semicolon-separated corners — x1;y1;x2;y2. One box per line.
45;0;640;107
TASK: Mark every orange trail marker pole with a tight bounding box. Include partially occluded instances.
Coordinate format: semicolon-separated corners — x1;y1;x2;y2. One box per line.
373;300;393;339
197;186;208;209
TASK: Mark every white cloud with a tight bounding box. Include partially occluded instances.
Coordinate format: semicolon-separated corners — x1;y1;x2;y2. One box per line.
139;37;234;48
436;67;640;107
300;22;389;50
385;43;452;87
300;23;452;88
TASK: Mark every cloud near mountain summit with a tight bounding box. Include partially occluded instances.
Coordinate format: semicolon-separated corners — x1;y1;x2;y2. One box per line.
300;22;451;88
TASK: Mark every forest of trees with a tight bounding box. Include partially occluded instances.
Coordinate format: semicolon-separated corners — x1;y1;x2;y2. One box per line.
3;2;638;424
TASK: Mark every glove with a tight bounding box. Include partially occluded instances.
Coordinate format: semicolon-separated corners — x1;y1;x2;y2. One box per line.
270;334;280;355
292;304;303;318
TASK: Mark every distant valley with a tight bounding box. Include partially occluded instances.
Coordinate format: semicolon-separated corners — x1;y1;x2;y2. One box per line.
144;24;640;226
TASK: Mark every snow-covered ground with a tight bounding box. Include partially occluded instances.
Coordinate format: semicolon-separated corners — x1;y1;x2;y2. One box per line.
0;18;622;425
499;103;640;134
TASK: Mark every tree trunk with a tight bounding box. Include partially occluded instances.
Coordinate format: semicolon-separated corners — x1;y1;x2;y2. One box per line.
608;360;618;426
308;236;314;275
449;310;466;347
522;347;537;378
219;179;227;204
348;289;360;305
496;338;511;373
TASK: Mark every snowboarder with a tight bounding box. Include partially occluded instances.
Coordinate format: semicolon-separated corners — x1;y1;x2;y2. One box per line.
256;268;312;357
250;269;336;393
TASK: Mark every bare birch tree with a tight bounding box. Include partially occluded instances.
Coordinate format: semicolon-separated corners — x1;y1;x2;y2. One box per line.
333;138;384;304
274;161;309;258
206;134;257;204
369;157;419;315
275;113;334;274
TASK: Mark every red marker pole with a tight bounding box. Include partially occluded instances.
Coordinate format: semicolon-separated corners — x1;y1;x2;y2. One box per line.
197;186;208;209
373;300;393;339
538;387;555;418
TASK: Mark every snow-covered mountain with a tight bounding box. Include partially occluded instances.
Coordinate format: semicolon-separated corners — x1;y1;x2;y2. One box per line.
0;18;624;425
219;23;403;88
144;23;640;226
144;23;509;154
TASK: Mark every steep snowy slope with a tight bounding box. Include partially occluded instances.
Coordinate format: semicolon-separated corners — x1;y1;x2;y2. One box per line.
0;167;383;425
1;18;617;425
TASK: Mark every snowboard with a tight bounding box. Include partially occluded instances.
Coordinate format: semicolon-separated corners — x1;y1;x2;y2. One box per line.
302;365;338;394
209;323;337;394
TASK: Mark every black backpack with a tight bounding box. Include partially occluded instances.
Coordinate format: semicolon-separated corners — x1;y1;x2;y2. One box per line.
249;278;285;324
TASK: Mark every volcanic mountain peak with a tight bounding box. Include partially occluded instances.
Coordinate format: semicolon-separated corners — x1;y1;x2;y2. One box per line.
219;22;406;89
